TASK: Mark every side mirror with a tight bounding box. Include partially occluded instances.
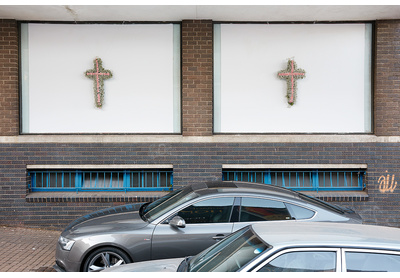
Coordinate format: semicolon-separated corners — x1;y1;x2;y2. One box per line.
169;216;186;229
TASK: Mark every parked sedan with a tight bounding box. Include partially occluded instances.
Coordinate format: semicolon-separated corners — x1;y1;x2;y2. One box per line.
54;181;362;272
104;222;400;272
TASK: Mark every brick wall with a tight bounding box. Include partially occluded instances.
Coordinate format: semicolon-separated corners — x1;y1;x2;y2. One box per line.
181;20;213;136
0;20;19;135
1;142;400;229
1;19;400;230
374;20;400;136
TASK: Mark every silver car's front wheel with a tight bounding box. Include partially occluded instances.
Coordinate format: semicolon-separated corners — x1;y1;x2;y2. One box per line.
83;247;132;272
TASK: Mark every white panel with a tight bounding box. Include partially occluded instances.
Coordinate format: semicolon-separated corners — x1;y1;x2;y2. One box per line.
215;24;371;133
23;23;178;133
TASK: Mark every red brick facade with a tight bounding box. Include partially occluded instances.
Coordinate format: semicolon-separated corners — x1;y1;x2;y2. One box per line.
0;20;18;136
181;20;213;136
374;20;400;136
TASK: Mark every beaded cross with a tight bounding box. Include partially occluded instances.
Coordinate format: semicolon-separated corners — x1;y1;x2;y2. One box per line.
85;58;113;108
278;59;306;106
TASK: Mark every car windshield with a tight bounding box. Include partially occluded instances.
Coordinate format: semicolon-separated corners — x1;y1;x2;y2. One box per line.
187;226;269;272
142;186;198;222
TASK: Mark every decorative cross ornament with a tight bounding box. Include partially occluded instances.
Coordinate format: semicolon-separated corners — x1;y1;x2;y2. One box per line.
278;59;306;106
85;58;113;108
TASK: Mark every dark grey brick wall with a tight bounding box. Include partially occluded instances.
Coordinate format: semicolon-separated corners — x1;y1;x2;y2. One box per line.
1;142;400;229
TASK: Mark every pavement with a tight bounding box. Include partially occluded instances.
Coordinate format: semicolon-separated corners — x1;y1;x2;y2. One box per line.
0;226;60;272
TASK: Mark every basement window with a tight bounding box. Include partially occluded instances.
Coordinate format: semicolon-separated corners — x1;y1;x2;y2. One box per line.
27;165;173;192
222;164;367;192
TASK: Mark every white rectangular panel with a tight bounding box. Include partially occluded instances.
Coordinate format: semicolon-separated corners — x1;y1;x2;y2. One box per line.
22;23;180;133
215;24;372;133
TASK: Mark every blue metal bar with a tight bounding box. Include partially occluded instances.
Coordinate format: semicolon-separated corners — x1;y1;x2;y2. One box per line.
31;173;36;188
264;170;271;184
221;169;365;192
350;172;353;188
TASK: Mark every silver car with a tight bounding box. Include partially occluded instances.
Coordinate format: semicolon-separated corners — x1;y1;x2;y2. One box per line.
54;181;362;272
105;222;400;272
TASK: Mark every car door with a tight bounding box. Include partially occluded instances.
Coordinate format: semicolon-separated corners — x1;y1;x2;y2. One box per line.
151;197;235;260
232;197;295;232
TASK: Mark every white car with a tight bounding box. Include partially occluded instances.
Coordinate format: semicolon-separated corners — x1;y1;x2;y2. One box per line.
104;222;400;272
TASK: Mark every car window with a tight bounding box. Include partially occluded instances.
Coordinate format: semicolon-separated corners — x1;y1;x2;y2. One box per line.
177;197;235;224
285;203;315;220
345;251;400;272
298;193;344;214
240;197;292;222
188;226;269;272
143;187;199;222
258;251;336;272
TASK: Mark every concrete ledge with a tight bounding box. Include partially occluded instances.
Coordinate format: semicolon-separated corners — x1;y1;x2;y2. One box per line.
305;191;369;202
26;189;367;203
27;164;173;169
26;191;169;203
3;134;400;143
223;164;368;169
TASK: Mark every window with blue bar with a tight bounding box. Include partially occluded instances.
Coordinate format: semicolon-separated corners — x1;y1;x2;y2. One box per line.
222;169;366;192
28;169;173;192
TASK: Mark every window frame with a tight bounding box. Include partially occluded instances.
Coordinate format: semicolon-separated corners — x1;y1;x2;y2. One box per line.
238;196;293;222
160;195;236;225
19;22;182;135
222;164;367;192
27;164;173;192
176;197;236;224
213;22;374;134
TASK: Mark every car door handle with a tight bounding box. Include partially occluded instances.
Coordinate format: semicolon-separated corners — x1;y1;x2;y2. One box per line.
212;234;225;241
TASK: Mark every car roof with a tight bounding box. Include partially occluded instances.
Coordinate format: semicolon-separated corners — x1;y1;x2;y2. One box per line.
188;181;350;215
191;181;300;200
251;222;400;251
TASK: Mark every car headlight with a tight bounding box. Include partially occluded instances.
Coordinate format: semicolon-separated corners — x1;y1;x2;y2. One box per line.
58;236;75;251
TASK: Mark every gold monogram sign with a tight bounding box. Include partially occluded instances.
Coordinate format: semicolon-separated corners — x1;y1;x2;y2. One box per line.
378;171;397;193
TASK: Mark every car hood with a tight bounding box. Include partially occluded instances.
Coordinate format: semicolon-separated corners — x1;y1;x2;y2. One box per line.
63;203;146;235
102;257;184;272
